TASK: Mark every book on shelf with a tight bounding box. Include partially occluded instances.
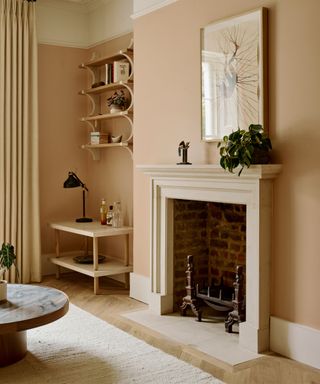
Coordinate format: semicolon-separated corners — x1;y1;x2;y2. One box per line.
113;61;130;82
104;60;130;84
108;64;113;84
105;64;109;84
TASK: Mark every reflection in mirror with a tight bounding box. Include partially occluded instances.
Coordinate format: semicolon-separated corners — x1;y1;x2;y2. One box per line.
201;8;267;142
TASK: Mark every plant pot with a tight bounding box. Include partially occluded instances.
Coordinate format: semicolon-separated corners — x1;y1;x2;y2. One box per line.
251;147;270;164
109;105;123;114
0;280;7;303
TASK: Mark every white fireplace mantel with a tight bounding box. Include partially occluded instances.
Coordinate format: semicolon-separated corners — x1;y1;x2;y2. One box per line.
138;164;282;353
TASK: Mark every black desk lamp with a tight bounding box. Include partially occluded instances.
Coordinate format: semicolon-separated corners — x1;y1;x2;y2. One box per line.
63;171;92;223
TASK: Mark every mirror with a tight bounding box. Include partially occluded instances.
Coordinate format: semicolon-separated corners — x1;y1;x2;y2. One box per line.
201;8;267;141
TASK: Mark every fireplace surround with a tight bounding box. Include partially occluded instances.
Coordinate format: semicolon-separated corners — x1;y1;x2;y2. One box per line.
138;164;282;353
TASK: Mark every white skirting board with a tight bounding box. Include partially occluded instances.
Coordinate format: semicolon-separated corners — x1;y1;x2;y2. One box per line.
270;316;320;370
129;272;150;304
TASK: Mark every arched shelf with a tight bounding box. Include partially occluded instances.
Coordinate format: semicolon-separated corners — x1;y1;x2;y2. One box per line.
81;142;133;161
78;41;134;160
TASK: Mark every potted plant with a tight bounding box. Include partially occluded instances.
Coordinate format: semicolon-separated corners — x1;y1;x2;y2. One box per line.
217;124;272;176
107;90;127;113
0;243;18;302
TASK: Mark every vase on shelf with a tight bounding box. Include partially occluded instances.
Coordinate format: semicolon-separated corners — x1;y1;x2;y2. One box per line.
109;104;123;114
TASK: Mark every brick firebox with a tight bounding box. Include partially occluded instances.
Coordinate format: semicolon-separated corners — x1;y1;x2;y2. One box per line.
173;199;246;311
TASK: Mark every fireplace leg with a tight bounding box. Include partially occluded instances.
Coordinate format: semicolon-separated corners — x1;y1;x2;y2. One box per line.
180;299;202;321
180;255;202;321
225;265;245;333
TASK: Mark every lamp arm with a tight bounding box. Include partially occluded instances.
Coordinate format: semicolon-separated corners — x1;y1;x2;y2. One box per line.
70;171;89;191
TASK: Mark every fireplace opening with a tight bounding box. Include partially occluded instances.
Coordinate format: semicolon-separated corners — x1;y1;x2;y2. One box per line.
173;199;246;323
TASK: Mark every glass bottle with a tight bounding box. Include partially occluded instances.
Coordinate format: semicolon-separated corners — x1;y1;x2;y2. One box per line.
112;201;123;228
100;198;107;225
106;205;113;226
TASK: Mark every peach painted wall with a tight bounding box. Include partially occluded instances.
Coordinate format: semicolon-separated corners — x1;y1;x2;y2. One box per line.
39;34;134;268
133;0;320;330
39;44;88;255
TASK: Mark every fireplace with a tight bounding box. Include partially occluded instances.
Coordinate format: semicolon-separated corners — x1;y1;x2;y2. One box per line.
138;164;281;353
173;199;246;313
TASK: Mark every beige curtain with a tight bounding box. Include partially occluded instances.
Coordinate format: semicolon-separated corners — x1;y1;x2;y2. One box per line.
0;0;41;283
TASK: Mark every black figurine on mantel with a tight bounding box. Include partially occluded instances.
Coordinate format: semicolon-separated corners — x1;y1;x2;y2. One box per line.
177;141;192;165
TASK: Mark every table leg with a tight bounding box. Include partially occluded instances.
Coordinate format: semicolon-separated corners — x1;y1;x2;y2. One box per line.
124;234;129;266
94;277;99;295
0;331;27;367
84;237;88;256
93;237;99;294
55;229;61;279
124;234;130;288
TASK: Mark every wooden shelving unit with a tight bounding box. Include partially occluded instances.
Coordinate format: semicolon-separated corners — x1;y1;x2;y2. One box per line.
79;41;134;160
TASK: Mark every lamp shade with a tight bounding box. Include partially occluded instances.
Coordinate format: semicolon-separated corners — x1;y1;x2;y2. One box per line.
63;172;81;188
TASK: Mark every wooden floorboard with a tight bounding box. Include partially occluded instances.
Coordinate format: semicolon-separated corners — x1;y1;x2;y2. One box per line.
38;273;320;384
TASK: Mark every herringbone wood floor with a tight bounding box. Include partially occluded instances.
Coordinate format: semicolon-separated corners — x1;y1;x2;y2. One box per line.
38;273;320;384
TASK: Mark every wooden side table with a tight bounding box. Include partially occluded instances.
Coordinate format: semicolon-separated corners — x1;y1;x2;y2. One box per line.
0;284;68;367
49;221;133;294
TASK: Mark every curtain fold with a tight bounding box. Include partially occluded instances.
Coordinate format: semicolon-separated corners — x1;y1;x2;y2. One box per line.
0;0;41;282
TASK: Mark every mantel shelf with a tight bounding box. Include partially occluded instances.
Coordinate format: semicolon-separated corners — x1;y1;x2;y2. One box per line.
137;164;282;180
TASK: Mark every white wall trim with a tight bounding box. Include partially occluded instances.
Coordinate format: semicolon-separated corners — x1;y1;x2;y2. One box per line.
131;0;178;20
129;272;150;304
38;29;133;49
38;39;89;49
87;30;133;49
270;316;320;370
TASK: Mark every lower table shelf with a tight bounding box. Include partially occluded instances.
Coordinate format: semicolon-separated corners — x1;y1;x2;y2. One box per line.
50;255;133;278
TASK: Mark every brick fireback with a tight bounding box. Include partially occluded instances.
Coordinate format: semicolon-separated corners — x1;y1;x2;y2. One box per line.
173;199;246;311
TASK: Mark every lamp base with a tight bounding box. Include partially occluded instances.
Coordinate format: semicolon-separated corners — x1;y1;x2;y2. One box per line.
76;217;93;223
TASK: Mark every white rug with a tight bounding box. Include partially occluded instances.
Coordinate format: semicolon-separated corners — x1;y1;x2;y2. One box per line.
2;304;224;384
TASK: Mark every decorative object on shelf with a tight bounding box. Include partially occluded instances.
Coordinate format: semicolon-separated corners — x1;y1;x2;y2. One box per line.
63;171;93;223
111;135;122;143
201;8;268;141
106;205;113;226
113;60;130;82
0;243;18;302
90;132;108;145
100;198;107;225
177;141;192;165
73;255;106;264
92;81;105;89
107;90;127;113
217;124;272;176
112;201;123;228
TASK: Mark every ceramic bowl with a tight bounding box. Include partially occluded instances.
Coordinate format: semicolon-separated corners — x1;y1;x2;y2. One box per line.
111;135;122;143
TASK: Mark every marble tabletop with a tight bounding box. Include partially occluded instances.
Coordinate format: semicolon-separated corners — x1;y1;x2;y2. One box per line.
0;284;69;334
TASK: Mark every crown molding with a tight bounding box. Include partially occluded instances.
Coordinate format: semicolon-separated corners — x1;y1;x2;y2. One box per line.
131;0;178;20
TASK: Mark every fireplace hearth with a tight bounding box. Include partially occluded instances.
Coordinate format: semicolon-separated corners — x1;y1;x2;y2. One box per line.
138;164;282;353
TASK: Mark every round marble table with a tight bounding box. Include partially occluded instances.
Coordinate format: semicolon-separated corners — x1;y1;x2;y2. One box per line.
0;284;69;367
